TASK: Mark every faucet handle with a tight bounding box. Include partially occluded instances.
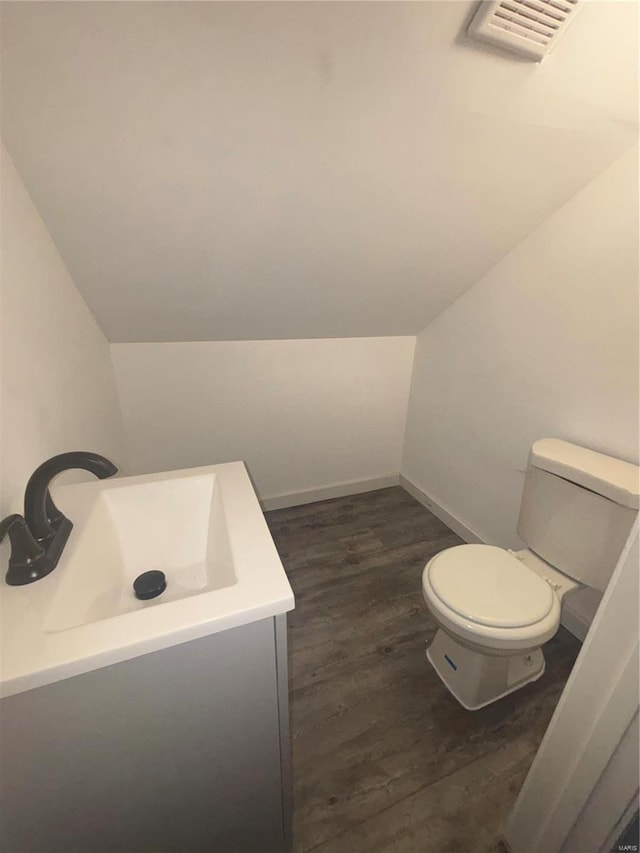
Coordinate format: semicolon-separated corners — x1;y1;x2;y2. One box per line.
0;515;46;585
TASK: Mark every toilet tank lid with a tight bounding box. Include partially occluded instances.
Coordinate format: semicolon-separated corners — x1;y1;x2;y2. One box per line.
530;440;640;509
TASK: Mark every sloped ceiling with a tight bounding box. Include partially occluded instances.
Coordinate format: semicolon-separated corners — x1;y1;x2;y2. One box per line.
1;1;637;342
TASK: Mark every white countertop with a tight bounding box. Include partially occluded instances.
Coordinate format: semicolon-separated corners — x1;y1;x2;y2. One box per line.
0;461;294;698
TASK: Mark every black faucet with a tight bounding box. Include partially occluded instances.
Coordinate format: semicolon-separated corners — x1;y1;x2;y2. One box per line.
0;452;118;586
24;451;118;542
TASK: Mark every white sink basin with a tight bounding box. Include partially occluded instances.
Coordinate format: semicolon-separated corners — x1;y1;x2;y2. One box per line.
0;462;294;698
45;472;237;632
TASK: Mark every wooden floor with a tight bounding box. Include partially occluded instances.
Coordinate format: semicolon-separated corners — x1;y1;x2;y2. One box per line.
266;487;581;853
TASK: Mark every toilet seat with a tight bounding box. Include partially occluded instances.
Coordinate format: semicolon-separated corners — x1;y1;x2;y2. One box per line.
422;544;561;651
428;544;555;628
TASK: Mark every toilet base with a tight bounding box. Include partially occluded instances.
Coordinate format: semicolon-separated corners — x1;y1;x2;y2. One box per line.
426;629;545;710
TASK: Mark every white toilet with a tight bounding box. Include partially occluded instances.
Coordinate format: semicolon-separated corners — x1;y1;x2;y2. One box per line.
422;439;639;710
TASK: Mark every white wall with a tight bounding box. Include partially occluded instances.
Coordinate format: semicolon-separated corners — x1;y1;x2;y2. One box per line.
0;146;127;518
402;145;639;549
111;337;415;502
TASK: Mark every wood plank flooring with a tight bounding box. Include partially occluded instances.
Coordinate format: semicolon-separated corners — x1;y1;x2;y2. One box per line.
266;487;581;853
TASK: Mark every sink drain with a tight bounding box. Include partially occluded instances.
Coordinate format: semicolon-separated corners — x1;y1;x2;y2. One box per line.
133;570;167;601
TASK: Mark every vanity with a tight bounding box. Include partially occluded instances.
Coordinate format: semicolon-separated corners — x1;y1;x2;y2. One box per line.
0;462;294;853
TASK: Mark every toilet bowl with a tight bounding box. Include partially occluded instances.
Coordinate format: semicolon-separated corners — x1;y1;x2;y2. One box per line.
419;439;639;710
421;544;574;710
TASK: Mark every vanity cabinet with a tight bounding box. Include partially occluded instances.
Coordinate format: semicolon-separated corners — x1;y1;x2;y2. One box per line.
0;615;291;853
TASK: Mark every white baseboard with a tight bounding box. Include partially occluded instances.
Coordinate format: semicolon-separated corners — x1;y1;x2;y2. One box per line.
399;474;485;544
561;589;602;642
260;474;400;511
560;607;592;643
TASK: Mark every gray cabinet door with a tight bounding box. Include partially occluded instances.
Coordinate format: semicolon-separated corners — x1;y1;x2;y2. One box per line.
0;618;286;853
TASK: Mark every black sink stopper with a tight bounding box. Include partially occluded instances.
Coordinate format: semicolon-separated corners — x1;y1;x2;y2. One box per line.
133;570;167;601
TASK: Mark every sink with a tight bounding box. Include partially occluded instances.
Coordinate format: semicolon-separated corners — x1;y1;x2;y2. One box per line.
0;461;294;698
45;472;236;632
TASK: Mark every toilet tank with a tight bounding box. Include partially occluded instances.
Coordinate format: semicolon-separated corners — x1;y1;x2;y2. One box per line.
517;439;639;592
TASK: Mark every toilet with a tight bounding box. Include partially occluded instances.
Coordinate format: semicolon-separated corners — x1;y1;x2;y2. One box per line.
422;439;639;710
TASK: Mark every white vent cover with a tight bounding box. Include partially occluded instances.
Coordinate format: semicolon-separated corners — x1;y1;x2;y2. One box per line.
468;0;582;61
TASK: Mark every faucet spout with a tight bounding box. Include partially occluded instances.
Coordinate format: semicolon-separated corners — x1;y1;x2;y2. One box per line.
24;451;118;541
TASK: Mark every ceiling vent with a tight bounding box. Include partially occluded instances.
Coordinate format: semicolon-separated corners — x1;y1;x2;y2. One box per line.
468;0;582;61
